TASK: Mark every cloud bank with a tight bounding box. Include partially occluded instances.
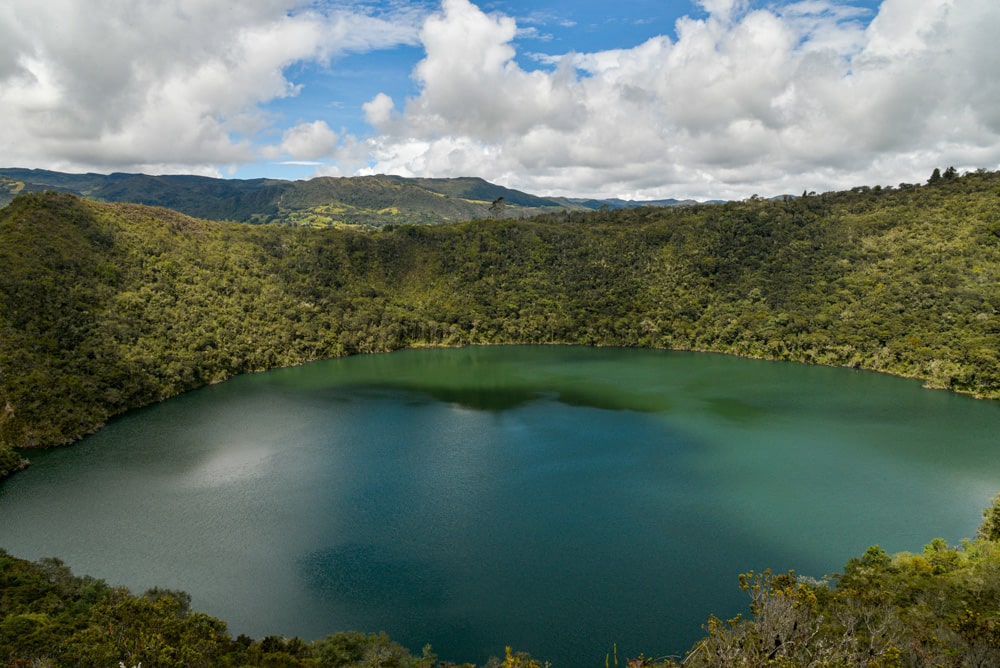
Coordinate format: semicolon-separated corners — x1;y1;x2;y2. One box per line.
356;0;1000;199
0;0;423;176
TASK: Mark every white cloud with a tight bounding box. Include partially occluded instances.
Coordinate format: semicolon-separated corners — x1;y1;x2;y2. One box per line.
0;0;423;174
363;93;397;128
274;120;339;161
356;0;1000;200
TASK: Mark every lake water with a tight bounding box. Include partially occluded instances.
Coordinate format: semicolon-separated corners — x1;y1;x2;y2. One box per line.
2;346;999;665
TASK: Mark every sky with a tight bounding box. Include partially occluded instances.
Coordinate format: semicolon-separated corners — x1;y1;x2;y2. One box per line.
2;0;998;201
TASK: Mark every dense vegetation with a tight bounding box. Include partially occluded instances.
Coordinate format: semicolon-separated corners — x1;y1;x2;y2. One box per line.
0;549;442;668
2;169;1000;472
3;495;999;666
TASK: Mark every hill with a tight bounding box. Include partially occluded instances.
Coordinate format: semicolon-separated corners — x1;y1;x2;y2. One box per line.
555;195;720;209
1;169;1000;472
0;169;693;227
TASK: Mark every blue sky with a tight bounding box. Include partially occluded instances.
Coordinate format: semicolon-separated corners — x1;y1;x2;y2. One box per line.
1;0;997;200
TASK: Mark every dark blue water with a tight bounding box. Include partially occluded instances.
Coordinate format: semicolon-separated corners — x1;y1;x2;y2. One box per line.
2;346;999;666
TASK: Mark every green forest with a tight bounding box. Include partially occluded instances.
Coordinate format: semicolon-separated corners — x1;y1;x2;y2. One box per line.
2;495;999;666
2;169;1000;664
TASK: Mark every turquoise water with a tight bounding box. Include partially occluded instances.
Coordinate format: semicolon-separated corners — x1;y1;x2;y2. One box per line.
2;346;999;665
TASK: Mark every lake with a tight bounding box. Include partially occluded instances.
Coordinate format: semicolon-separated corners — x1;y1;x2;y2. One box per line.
2;346;999;665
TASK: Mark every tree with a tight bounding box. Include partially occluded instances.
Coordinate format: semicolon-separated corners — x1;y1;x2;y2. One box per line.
977;492;1000;541
928;168;942;183
489;196;505;218
0;444;28;477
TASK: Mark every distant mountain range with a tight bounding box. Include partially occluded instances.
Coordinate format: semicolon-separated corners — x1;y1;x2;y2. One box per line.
0;168;714;227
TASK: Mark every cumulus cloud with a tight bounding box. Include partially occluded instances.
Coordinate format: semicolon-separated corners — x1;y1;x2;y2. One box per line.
0;0;423;175
356;0;1000;199
363;93;397;128
273;120;339;161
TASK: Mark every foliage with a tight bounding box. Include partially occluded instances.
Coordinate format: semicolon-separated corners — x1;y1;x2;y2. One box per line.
488;646;547;668
663;533;1000;667
629;494;1000;667
0;548;442;667
0;443;28;477
979;492;1000;541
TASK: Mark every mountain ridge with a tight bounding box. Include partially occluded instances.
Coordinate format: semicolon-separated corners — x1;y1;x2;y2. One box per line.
0;168;705;227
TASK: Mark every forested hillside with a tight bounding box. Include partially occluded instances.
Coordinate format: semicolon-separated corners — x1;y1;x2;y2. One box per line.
2;170;1000;474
